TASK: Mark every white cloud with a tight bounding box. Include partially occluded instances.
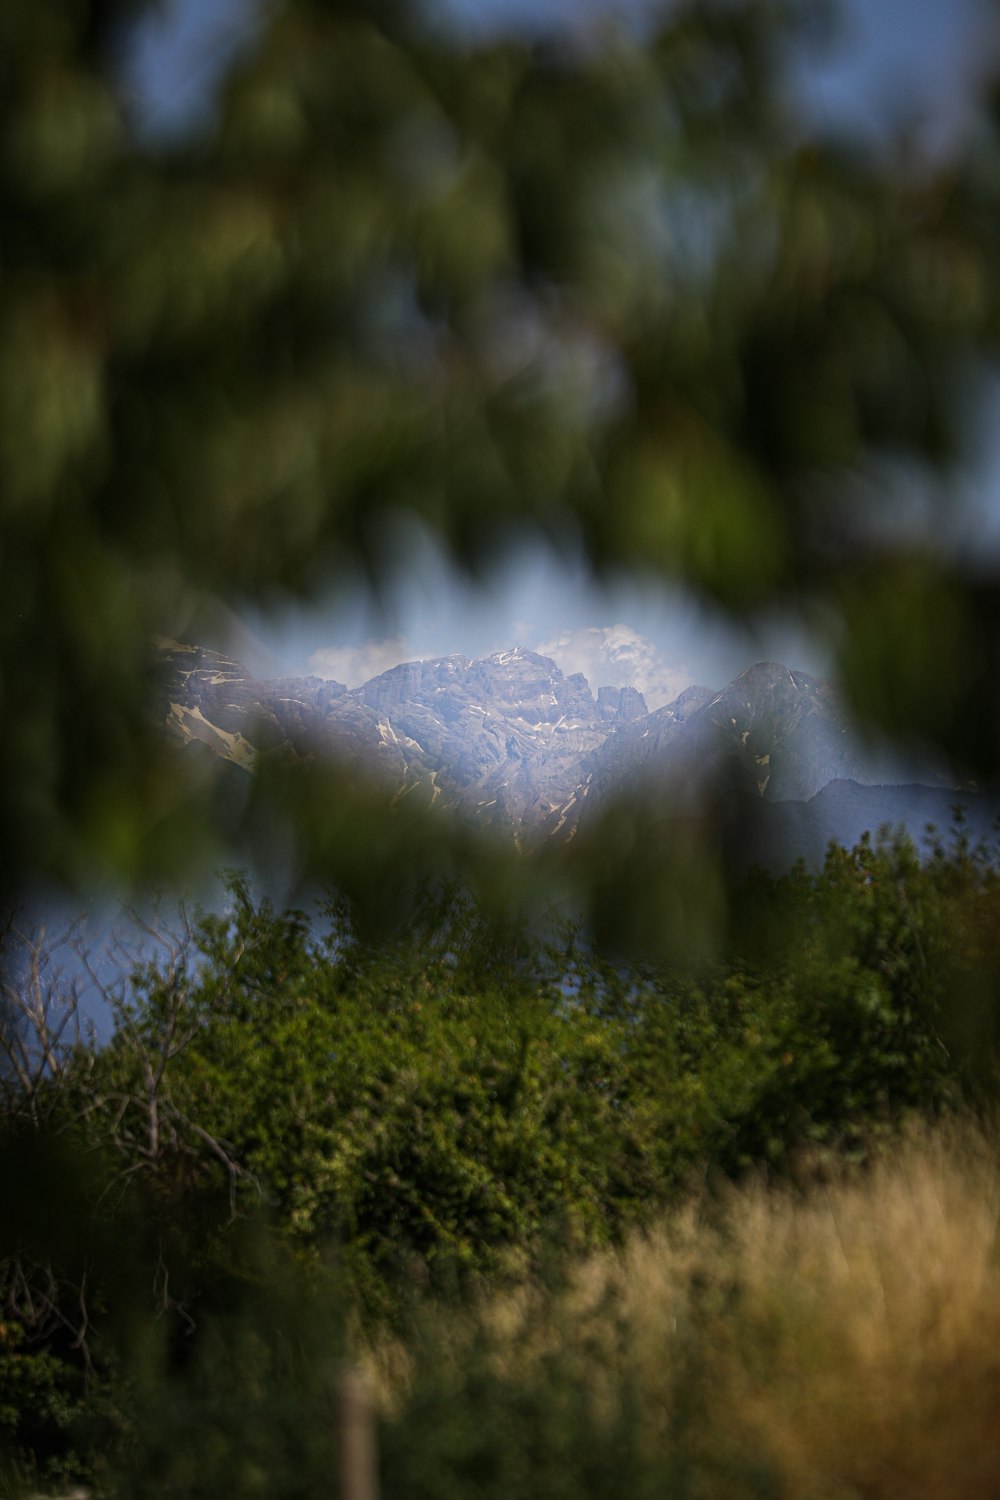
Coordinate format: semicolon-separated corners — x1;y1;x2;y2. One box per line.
308;636;412;686
535;624;694;710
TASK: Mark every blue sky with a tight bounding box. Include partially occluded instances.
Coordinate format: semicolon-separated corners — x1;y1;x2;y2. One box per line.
121;0;1000;701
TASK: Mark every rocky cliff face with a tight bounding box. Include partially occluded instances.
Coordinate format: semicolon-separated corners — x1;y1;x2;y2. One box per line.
151;640;956;852
152;640;648;838
576;663;862;821
349;646;627;831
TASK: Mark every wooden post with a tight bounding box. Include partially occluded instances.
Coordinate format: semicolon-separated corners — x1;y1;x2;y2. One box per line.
335;1363;378;1500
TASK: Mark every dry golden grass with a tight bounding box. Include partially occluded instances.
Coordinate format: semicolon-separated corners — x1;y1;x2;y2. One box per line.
382;1117;1000;1499
709;1120;1000;1500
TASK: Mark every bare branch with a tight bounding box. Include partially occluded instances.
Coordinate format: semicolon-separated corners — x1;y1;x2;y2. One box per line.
153;1242;196;1335
0;917;95;1119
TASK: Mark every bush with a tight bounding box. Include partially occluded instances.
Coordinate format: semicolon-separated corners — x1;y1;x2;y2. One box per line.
382;1117;1000;1500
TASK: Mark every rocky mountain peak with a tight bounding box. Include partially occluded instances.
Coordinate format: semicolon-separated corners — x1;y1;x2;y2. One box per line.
357;655;471;713
662;684;717;722
462;649;598;727
152;637;961;858
596;684;648;723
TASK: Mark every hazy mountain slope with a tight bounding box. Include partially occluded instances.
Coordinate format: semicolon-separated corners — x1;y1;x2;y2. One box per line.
554;663;949;843
718;780;1000;873
594;663;872;807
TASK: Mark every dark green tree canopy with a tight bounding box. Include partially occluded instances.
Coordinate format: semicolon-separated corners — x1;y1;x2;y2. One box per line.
5;0;1000;923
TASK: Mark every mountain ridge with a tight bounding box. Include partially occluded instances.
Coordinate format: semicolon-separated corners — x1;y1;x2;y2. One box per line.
150;638;983;861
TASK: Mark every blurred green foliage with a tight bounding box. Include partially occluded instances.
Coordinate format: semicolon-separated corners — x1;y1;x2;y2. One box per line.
4;0;1000;905
107;1229;349;1500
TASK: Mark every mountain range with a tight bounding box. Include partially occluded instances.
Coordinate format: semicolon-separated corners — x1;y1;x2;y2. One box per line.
151;638;997;867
